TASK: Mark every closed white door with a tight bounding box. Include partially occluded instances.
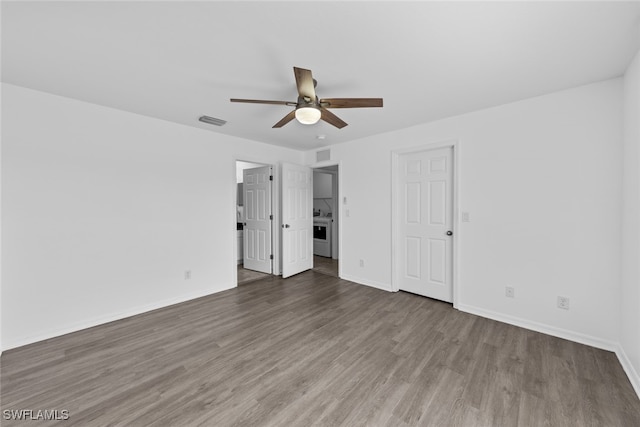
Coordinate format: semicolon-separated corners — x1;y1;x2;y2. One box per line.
397;147;453;302
243;166;272;274
282;163;313;278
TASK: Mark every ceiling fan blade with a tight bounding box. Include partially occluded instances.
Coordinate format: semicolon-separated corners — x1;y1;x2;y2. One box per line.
293;67;316;101
272;110;297;128
319;98;383;108
320;108;348;129
230;98;296;106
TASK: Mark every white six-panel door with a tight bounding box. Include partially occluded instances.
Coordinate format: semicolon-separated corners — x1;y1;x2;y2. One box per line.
397;146;453;302
282;163;313;278
243;166;272;274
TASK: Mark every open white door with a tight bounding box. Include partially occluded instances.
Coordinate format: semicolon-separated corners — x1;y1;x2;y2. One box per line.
397;146;453;302
282;162;313;278
243;166;272;274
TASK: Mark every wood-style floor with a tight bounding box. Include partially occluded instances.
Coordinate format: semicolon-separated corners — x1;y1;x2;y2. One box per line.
237;264;270;285
312;255;339;277
2;271;639;426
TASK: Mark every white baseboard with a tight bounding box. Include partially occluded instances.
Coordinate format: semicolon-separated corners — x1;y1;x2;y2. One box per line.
339;274;393;292
616;344;640;399
2;284;235;352
456;303;618;352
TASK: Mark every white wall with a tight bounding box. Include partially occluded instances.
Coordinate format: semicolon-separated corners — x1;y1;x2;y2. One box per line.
306;79;623;348
1;83;302;350
236;161;263;184
313;171;333;215
622;49;640;395
0;80;3;353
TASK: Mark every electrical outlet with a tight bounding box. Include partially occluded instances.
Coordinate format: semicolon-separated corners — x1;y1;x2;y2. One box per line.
359;259;364;268
557;296;570;310
184;270;191;280
505;286;515;298
462;212;470;222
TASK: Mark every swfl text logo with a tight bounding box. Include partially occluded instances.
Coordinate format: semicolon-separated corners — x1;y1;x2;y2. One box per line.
3;409;70;421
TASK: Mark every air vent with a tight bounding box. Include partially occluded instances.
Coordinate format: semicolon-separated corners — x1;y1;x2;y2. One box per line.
199;115;227;126
316;149;330;162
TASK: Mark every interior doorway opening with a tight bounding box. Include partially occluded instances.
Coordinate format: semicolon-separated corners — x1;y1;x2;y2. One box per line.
236;160;273;285
312;165;339;278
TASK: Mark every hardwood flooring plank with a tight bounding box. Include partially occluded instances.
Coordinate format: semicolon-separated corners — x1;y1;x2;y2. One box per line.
517;391;563;427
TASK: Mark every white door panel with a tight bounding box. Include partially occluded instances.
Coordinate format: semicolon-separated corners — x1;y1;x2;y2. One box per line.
243;166;272;274
397;147;453;302
282;163;313;278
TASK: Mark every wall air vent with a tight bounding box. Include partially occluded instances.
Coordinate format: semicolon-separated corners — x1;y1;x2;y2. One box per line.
316;149;330;162
199;115;227;126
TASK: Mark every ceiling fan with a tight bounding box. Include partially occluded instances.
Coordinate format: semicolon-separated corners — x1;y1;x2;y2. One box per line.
230;67;383;129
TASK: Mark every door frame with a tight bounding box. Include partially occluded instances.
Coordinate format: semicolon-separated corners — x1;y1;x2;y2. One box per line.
309;160;342;279
312;166;339;260
233;158;280;285
391;140;460;308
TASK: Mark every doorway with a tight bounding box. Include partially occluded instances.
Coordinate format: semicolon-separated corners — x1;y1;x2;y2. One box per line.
312;165;339;277
392;142;457;303
236;160;273;285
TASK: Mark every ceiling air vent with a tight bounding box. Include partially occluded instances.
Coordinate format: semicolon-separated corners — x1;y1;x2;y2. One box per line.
199;115;227;126
316;149;330;163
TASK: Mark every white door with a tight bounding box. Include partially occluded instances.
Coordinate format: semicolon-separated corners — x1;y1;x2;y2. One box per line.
397;147;453;302
243;166;272;274
282;163;313;278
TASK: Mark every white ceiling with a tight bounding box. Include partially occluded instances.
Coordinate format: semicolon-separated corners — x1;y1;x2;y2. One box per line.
2;1;640;150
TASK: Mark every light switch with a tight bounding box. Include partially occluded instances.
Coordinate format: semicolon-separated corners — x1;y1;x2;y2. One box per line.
462;212;470;222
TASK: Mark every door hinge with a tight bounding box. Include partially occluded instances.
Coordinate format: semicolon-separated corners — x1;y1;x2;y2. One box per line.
269;175;273;181
270;254;273;260
270;214;273;220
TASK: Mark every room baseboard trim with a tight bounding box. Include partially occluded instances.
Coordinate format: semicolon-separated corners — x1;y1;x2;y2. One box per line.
1;284;235;352
339;274;392;292
457;303;618;352
616;344;640;399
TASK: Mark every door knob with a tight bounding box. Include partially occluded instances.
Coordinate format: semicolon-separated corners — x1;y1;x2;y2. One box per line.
446;230;453;236
282;224;290;228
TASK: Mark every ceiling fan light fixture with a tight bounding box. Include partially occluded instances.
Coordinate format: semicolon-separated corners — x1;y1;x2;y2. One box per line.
232;67;381;129
295;106;321;125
